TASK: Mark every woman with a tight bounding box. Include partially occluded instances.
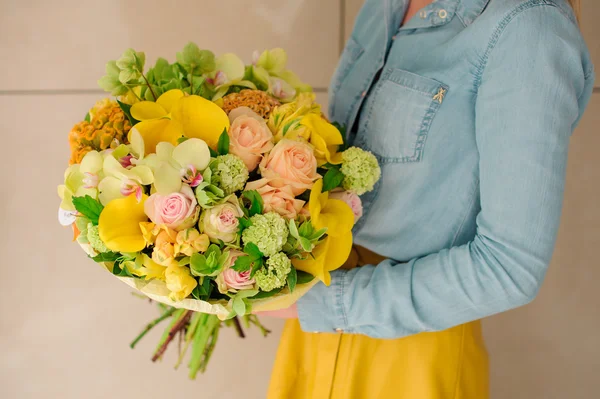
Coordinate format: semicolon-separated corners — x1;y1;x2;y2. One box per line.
265;0;595;398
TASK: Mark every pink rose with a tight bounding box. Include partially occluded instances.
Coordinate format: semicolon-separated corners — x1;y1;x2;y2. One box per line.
329;189;363;222
200;196;243;243
259;139;320;195
245;178;305;220
227;107;274;171
216;250;256;293
144;184;199;230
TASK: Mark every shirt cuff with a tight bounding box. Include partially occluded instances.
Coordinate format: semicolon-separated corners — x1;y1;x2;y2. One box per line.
296;269;351;334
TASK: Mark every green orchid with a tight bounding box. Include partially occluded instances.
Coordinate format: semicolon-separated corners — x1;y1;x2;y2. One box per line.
58;150;104;211
97;154;154;205
133;129;211;195
209;53;257;100
252;48;312;101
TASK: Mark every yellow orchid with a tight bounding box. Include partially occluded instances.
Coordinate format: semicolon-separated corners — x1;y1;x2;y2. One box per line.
299;114;344;166
292;179;354;285
98;193;149;252
129;89;230;153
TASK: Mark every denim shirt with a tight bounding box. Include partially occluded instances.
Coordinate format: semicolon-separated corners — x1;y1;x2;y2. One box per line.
297;0;595;338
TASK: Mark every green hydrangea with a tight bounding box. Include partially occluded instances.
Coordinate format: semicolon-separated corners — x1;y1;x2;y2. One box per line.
254;252;292;291
211;154;249;195
86;223;110;253
242;212;289;257
340;147;381;195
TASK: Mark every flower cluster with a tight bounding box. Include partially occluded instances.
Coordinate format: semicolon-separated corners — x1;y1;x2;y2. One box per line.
58;43;381;318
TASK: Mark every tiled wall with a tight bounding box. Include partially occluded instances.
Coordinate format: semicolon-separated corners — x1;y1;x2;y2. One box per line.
0;1;598;398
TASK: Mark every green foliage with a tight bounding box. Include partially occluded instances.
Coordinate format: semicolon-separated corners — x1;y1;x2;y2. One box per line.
72;195;104;225
117;99;140;125
176;43;216;76
217;128;230;155
287;266;297;293
250;287;283;299
191;278;213;301
111;260;134;277
84;112;91;122
194;167;226;208
232;242;264;276
242;190;264;217
91;251;120;263
332;121;348;151
190;245;229;277
230;289;259;317
297;270;315;285
322;165;345;192
288;219;326;252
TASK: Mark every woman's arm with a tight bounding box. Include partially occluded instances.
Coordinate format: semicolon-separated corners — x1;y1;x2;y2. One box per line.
297;5;595;338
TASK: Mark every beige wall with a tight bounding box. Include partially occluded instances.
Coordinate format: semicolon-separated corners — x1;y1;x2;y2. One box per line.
0;1;598;398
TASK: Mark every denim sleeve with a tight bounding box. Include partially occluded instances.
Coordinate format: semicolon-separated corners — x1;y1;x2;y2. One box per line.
298;5;594;338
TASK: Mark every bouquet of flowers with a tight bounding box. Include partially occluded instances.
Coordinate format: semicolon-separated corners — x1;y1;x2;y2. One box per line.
57;43;381;378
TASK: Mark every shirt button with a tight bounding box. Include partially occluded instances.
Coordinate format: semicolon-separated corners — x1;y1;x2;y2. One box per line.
361;91;367;97
419;10;427;19
438;9;448;19
392;35;397;40
335;328;344;333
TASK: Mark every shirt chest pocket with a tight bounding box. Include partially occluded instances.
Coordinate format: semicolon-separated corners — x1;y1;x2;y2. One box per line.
356;68;448;163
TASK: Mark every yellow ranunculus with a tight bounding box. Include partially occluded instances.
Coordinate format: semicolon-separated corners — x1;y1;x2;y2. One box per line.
165;264;198;301
98;194;148;252
292;179;354;285
129;89;230;153
299;114;344;166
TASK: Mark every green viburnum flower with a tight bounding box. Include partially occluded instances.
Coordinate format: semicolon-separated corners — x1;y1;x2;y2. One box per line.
211;154;249;195
242;212;289;257
340;147;381;195
254;252;292;292
86;223;110;253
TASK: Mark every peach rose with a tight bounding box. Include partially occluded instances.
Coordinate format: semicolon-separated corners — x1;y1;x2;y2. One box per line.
227;107;274;171
144;184;199;231
245;178;305;220
216;250;256;293
259;139;320;195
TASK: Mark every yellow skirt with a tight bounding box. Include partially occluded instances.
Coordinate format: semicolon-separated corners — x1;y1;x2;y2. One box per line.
268;247;489;399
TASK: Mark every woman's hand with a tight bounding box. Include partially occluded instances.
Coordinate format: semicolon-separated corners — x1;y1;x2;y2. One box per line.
256;303;298;319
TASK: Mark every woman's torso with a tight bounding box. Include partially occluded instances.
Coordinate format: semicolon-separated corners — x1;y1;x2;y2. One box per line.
329;0;592;261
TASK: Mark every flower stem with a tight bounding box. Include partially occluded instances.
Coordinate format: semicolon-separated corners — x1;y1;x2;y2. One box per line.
232;316;245;338
127;87;142;102
130;307;176;349
152;310;192;362
141;73;158;101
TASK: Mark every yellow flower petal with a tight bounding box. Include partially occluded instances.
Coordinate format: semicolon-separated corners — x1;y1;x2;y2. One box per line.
130;119;182;154
316;199;355;237
98;194;148;252
165;264;197;301
292;233;352;286
156;89;185;114
301;114;344;145
170;95;230;149
130;101;168;121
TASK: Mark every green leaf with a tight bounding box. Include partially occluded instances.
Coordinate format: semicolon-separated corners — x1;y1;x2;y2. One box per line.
288;219;299;240
98;61;129;96
91;251;120;263
217;128;230;155
250;287;283;299
72;195;104;225
287;266;297;293
299;237;313;252
208;147;218;158
232;255;252;272
244;242;264;260
242;190;264;217
232;297;246;316
177;256;191;266
322;166;345;192
117;99;140;126
113;262;134;277
84;112;90;122
192;278;213;300
177;137;190;144
297;270;315;285
249;257;264;278
332;122;348;151
237;216;252;231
